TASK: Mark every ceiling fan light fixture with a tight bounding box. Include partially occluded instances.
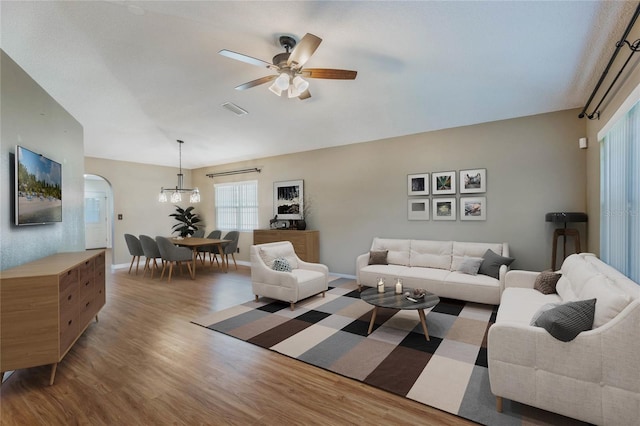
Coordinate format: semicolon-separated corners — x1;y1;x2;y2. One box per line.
287;85;300;98
275;73;290;91
268;81;283;96
292;76;309;93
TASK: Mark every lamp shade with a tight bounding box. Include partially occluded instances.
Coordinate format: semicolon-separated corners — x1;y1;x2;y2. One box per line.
292;76;309;93
268;81;283;96
275;73;290;91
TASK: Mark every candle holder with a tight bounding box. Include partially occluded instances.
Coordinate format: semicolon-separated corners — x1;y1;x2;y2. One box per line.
377;277;385;293
394;278;403;294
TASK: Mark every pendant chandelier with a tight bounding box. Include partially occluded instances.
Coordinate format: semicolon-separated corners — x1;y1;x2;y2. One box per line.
158;140;200;203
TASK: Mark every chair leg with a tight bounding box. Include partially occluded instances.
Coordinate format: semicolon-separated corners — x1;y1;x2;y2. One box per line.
496;396;503;413
322;291;326;298
135;256;141;274
186;261;193;279
168;262;174;283
231;253;238;270
290;302;295;311
129;256;136;274
255;295;259;302
160;262;167;280
143;258;150;278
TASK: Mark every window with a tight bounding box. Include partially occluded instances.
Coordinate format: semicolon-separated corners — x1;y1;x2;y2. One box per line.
600;100;640;283
214;180;258;231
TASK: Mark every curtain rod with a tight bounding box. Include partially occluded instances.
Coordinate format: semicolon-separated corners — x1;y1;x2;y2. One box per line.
579;3;640;120
206;167;261;178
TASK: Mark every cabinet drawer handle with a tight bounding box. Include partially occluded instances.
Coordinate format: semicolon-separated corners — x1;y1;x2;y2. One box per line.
68;319;72;325
86;301;90;307
68;294;72;301
85;281;90;286
67;271;72;276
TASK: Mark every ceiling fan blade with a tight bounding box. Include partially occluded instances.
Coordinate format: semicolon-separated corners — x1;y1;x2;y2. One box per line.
287;33;322;68
298;89;311;100
235;75;276;91
219;49;274;69
301;68;357;80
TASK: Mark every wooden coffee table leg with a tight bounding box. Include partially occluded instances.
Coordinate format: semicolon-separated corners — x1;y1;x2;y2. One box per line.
418;309;430;341
367;307;378;335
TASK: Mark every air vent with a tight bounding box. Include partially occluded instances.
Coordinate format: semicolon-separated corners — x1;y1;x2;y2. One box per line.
221;102;248;116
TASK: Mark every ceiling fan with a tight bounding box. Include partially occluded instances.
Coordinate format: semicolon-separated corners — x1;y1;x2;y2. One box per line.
219;33;357;100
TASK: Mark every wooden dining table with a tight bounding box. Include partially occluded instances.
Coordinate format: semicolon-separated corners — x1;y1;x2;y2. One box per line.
169;237;230;278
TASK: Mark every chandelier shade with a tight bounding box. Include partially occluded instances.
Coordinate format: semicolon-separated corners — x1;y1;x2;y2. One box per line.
158;140;200;203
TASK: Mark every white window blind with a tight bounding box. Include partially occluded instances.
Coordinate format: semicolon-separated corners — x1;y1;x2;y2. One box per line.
600;101;640;283
214;180;258;231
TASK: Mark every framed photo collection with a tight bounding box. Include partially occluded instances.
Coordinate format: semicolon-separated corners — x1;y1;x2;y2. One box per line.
407;168;487;221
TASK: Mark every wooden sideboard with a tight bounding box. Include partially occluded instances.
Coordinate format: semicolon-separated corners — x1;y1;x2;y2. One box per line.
253;229;320;263
0;250;106;385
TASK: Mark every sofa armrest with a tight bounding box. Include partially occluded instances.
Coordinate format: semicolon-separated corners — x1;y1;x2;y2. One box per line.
297;258;329;278
504;270;539;289
356;253;369;284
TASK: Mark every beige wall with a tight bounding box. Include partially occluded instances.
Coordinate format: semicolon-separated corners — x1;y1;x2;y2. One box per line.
1;50;85;270
193;109;587;274
585;21;640;256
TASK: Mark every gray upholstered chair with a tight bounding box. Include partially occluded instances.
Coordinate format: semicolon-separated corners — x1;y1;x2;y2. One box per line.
198;230;223;266
155;236;193;282
221;231;240;270
250;241;328;310
124;233;144;275
139;234;163;279
192;229;205;238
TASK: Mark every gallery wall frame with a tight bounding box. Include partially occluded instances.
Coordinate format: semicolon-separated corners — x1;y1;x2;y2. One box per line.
274;179;303;220
408;173;429;196
460;168;487;194
408;198;430;220
432;197;456;221
432;171;456;195
461;196;487;220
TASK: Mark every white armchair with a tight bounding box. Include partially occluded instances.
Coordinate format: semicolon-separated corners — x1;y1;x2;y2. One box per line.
250;241;328;310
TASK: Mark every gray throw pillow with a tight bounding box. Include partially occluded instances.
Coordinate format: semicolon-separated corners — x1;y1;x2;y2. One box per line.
368;250;389;265
529;302;560;325
478;249;515;279
272;257;292;272
533;299;596;342
534;271;562;294
457;256;483;275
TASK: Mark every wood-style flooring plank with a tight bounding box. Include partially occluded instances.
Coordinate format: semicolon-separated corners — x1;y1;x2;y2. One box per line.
0;252;473;425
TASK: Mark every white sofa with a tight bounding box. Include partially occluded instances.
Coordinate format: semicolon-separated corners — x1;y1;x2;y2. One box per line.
488;253;640;425
250;241;329;310
356;238;510;305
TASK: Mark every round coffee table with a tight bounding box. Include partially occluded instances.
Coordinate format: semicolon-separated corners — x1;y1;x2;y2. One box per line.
360;287;440;341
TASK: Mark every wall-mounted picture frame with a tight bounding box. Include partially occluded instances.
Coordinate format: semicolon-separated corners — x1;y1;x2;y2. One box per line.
408;173;429;196
461;197;487;221
432;197;456;220
408;198;430;220
460;168;486;193
432;171;456;195
274;180;303;220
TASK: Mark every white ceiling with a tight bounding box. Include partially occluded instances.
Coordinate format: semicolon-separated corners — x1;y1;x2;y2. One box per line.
1;1;635;169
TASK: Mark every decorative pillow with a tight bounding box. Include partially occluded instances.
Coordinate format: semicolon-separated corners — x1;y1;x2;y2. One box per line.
368;250;389;265
478;249;515;279
534;271;562;295
529;302;560;325
456;256;483;275
271;257;292;272
533;299;596;342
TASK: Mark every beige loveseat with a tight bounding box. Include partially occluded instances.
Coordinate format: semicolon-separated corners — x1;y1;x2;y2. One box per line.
488;253;640;425
356;238;511;305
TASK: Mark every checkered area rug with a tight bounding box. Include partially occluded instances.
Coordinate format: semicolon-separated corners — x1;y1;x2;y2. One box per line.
192;278;586;426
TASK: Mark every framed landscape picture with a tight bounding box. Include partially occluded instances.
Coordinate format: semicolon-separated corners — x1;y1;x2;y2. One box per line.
408;173;429;196
432;197;456;221
408;198;430;220
461;197;486;220
432;171;456;195
273;180;303;220
460;168;486;193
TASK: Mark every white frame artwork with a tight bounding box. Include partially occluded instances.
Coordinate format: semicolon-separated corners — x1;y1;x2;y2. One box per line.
408;173;429;196
432;197;456;221
461;197;487;221
408;198;430;220
460;168;486;194
432;171;456;195
273;180;304;220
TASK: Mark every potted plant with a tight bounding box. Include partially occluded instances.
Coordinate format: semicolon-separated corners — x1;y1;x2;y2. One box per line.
170;206;201;237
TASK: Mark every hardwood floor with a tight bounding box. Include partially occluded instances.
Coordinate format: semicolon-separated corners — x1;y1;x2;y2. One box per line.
0;255;474;425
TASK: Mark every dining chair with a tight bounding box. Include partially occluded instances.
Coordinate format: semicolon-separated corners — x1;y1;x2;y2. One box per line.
192;229;205;238
124;234;144;275
198;230;222;266
221;231;240;270
139;234;163;279
155;236;193;282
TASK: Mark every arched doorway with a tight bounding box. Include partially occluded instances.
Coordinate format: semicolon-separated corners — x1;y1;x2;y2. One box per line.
84;174;113;250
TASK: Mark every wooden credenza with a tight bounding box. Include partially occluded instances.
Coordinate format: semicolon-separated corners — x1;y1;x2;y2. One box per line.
253;229;319;263
0;250;106;385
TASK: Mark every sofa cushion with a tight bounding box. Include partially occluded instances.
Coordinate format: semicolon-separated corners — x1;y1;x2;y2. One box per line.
478;249;514;279
272;257;292;272
260;245;298;269
368;250;388;265
497;288;562;324
371;238;410;266
533;299;596;342
457;256;483;275
534;272;562;294
409;240;452;270
578;275;632;328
